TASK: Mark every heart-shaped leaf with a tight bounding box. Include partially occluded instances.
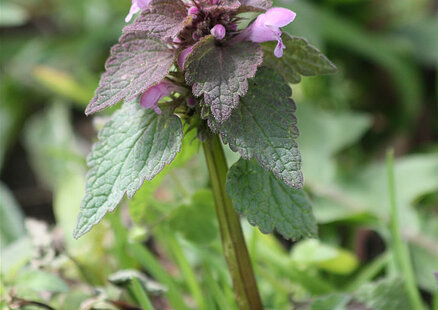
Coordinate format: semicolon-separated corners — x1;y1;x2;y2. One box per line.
85;32;174;115
185;35;263;123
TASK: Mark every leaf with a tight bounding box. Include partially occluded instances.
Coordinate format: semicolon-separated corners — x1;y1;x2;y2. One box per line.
297;102;371;185
0;88;27;171
123;0;188;40
411;213;438;291
262;34;337;84
226;159;316;239
169;190;218;244
291;239;358;274
15;269;69;293
74;101;183;238
129;128;200;224
85;32;175;115
185;35;263;122
308;294;349;310
109;269;167;295
217;67;303;188
354;278;410;310
308;278;410;310
32;65;94;107
0;183;25;248
23;104;83;189
0;3;28;27
1;237;31;279
239;0;272;11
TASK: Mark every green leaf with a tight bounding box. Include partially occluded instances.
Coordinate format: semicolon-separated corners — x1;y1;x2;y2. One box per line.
109;269;167;295
23;103;83;190
32;65;94;107
185;35;263;122
354;278;411;310
0;87;27;171
217;67;303;188
262;34;337;84
129;128;200;224
296;102;371;185
291;239;358;274
226;158;316;239
309;294;350;310
169;190;218;244
411;214;438;291
15;269;69;293
0;3;28;27
0;183;25;248
74;101;183;238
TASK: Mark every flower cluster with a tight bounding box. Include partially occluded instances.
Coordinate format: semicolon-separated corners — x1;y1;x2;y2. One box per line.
124;0;296;114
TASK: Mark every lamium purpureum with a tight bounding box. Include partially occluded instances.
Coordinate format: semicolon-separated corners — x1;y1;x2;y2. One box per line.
74;0;336;308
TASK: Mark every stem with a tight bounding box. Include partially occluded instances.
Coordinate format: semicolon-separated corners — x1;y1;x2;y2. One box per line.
202;134;263;310
386;150;424;310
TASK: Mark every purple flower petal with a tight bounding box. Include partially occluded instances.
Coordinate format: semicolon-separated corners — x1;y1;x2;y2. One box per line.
125;0;151;23
274;39;285;57
140;79;182;114
237;7;296;58
211;24;226;40
262;7;296;27
178;46;194;70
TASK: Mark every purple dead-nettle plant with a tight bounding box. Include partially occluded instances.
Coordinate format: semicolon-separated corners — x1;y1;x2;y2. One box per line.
74;0;336;307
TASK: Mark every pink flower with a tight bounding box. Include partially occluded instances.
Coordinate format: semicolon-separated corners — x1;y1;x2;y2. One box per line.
239;8;296;57
188;6;199;16
211;24;226;40
125;0;151;23
178;46;194;70
140;80;182;114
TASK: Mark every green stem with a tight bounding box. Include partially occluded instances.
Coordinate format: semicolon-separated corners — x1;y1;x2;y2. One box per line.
386;150;424;310
202;134;263;310
130;278;155;310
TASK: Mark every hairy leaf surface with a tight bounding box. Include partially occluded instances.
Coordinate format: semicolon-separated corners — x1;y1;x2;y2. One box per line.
227;158;317;239
239;0;272;10
74;101;183;238
354;278;410;310
123;0;188;40
85;32;174;115
262;34;337;83
185;36;263;123
216;67;303;188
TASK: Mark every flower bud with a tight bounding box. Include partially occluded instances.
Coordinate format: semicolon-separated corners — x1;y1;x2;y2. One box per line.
211;24;226;40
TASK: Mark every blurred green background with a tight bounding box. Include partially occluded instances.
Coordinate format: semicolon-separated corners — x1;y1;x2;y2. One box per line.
1;0;437;309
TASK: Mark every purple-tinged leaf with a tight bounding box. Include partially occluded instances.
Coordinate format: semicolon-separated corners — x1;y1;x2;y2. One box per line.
203;0;241;12
123;0;188;40
185;35;263;123
74;100;183;238
239;0;272;11
85;31;174;115
262;34;337;83
214;67;303;188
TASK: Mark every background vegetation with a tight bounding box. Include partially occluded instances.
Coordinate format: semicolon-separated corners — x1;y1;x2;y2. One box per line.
1;0;437;309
